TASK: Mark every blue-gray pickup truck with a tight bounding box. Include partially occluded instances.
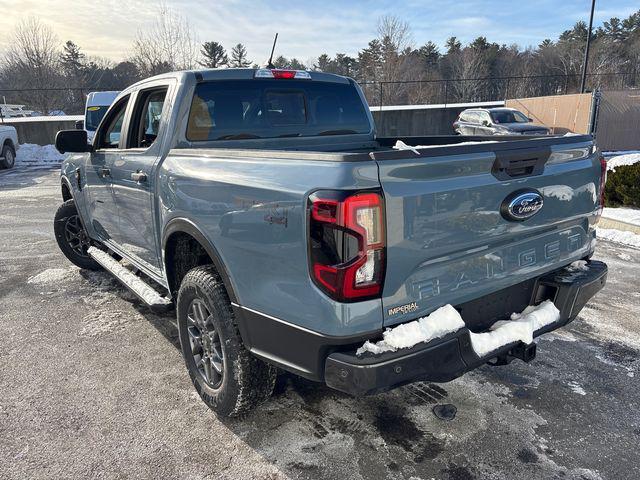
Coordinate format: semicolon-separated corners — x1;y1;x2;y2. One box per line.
54;68;608;417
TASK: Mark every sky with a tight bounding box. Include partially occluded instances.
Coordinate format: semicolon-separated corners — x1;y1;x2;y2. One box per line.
1;0;638;65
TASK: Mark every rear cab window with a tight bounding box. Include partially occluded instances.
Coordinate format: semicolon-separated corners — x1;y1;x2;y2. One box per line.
186;79;371;141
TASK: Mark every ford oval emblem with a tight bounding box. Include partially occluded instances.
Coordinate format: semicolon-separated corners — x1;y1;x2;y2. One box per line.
501;190;544;221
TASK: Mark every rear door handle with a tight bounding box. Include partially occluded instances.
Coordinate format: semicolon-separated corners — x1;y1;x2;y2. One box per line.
100;167;110;178
131;171;147;183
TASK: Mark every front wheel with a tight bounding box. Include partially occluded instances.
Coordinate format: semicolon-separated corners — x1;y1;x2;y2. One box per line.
177;265;277;417
0;144;16;169
53;199;101;270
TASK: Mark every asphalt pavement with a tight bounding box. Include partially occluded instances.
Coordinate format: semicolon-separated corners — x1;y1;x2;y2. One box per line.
1;167;639;480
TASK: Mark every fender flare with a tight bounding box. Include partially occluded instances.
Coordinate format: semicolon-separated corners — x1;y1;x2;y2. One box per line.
61;175;74;201
162;217;239;304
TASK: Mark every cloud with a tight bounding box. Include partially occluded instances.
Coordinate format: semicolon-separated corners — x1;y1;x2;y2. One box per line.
1;0;637;63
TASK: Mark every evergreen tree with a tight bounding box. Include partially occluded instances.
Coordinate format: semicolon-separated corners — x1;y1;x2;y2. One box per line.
199;41;227;68
230;43;251;68
445;37;462;55
60;41;85;75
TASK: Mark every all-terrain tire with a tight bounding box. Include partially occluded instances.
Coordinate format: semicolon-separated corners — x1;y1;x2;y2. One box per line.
0;144;16;169
53;199;101;270
177;265;277;417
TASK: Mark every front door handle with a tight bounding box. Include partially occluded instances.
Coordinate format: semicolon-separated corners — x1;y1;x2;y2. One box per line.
131;171;147;183
100;167;110;178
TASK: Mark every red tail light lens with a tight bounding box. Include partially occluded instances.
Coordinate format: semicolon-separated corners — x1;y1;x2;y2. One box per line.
596;154;607;222
308;191;386;302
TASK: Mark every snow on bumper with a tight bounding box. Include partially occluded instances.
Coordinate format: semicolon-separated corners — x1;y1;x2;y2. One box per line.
325;260;607;396
356;300;560;358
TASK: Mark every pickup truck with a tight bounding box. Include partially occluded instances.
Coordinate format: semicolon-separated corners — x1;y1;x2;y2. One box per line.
53;68;608;418
0;124;18;169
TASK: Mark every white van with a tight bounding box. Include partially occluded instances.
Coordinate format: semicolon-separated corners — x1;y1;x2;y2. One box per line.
83;91;120;142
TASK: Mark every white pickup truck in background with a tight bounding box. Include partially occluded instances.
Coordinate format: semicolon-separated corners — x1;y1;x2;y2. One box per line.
0;124;18;169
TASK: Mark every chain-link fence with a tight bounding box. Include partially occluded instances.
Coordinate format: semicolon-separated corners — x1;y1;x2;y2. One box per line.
362;72;637;108
0;72;637;119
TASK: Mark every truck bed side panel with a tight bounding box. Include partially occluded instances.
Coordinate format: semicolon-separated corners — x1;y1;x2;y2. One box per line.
159;152;383;336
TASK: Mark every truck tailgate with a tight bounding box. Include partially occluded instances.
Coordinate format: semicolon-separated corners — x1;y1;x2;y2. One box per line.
372;136;601;327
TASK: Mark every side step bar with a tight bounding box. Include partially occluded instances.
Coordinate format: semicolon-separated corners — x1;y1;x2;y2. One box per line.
88;247;172;312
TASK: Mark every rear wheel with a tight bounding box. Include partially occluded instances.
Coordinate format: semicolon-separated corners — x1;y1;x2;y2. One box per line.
53;199;101;270
0;144;15;169
177;265;277;417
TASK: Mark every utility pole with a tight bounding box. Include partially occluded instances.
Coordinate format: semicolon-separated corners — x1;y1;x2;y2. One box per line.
580;0;596;93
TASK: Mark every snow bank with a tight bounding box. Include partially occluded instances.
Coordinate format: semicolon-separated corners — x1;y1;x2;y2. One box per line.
356;300;561;358
15;144;67;167
602;207;640;226
596;227;640;248
606;153;640;172
356;304;465;355
468;300;560;357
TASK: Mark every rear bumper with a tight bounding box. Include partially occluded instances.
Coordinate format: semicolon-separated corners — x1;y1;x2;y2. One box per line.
324;260;607;396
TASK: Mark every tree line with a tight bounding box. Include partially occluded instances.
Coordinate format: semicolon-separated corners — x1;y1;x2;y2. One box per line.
1;6;639;115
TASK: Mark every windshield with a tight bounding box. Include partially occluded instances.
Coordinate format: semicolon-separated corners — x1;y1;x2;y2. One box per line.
86;105;110;131
490;110;530;124
186;79;371;141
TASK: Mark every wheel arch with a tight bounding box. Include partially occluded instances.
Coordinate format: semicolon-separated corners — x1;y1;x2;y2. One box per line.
3;137;15;151
162;218;239;304
61;176;73;201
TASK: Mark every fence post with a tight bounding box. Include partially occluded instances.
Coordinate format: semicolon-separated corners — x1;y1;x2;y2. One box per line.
378;82;384;134
444;80;448;106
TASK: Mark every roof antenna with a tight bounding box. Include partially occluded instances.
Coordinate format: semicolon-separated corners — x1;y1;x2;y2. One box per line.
266;33;278;69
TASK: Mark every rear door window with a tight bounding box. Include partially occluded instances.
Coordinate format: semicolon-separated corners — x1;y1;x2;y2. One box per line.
186;79;371;141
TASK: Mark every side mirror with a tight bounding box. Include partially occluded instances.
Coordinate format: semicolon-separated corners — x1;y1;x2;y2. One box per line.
528;117;533;122
55;130;92;154
75;119;85;130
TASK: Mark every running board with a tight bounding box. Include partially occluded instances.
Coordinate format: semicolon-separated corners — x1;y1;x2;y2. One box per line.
88;247;172;312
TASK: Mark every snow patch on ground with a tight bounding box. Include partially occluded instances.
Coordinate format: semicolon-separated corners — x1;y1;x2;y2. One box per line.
469;300;560;357
80;309;140;337
606;153;640;172
15;144;67;167
602;207;640;226
356;304;465;355
27;267;76;285
567;381;587;396
597;228;640;248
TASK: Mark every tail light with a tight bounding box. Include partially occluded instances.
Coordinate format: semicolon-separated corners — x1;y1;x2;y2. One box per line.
595;153;607;222
308;190;386;302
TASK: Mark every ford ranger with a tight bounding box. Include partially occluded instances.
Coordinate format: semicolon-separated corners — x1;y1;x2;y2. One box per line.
53;68;607;417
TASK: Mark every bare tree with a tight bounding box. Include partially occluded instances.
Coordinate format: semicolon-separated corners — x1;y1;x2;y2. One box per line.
1;17;63;115
131;3;199;77
375;15;417;105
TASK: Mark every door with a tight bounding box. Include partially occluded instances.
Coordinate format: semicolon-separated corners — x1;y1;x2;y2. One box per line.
463;111;480;135
476;111;494;135
84;95;130;241
110;85;170;270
